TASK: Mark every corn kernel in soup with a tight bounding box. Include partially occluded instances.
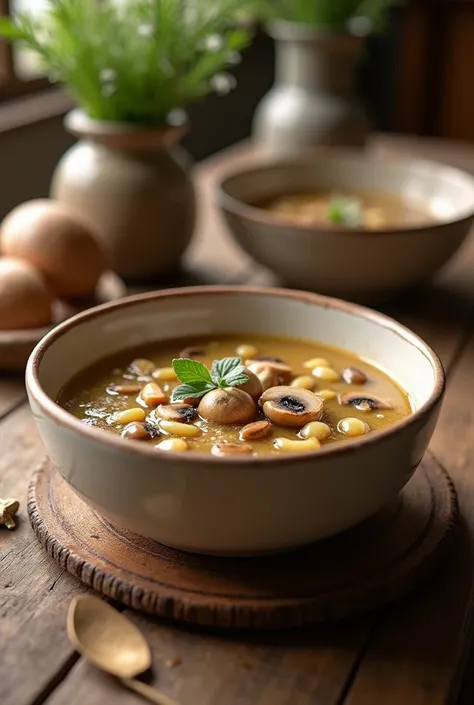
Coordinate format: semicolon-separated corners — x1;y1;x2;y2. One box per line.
58;334;412;456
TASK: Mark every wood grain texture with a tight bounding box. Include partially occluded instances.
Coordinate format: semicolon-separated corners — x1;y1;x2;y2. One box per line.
0;405;86;705
46;616;371;705
0;378;25;419
29;457;457;630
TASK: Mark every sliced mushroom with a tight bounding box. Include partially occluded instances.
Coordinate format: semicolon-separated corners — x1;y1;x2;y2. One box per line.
260;386;323;427
342;367;368;385
156;403;196;423
338;391;393;412
212;441;253;457
246;359;293;384
121;421;160;441
240;419;272;441
198;388;257;425
235;368;263;401
179;346;206;359
247;362;280;392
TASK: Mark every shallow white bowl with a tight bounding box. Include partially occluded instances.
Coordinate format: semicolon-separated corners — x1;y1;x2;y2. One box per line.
218;153;474;301
26;286;444;556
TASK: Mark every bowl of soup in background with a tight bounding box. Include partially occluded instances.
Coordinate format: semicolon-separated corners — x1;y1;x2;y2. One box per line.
26;286;444;556
218;153;474;302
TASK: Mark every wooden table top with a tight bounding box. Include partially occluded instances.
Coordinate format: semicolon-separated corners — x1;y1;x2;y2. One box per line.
3;134;474;705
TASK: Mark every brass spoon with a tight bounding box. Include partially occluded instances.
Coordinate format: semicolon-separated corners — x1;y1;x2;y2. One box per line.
67;595;181;705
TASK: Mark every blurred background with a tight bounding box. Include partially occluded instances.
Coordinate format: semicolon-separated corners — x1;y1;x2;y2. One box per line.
0;0;471;219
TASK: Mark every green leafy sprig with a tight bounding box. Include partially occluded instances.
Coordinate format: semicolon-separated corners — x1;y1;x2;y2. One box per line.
171;356;249;403
327;194;363;227
0;0;259;124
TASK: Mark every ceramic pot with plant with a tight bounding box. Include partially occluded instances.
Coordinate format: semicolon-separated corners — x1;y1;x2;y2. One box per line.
0;0;254;282
253;0;400;156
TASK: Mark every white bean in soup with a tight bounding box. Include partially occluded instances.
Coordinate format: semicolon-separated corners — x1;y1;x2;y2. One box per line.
57;334;412;456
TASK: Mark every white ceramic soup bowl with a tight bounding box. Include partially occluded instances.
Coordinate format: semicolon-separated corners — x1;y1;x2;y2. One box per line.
218;153;474;302
26;286;444;556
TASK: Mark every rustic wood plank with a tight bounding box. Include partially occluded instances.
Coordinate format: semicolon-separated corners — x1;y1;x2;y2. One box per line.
0;378;25;419
0;404;86;705
46;617;371;705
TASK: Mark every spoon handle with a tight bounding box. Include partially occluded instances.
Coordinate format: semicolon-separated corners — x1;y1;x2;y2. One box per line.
121;677;182;705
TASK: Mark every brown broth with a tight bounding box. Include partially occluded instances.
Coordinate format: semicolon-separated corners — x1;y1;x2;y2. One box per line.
259;189;435;229
58;334;412;456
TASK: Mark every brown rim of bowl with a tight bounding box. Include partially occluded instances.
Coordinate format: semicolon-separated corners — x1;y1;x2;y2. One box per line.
26;285;446;467
217;154;474;236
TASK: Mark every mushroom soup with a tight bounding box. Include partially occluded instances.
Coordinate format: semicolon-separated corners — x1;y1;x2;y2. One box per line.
58;335;412;456
259;190;434;229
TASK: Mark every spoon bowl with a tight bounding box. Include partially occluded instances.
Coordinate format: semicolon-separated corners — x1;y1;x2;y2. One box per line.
68;595;151;677
67;595;181;705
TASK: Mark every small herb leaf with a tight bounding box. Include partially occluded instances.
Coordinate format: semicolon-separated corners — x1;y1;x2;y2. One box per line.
171;382;215;403
171;355;249;400
223;370;250;388
172;358;213;385
211;357;248;386
327;194;363;227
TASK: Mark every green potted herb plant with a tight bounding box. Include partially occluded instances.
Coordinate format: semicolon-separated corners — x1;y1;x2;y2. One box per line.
253;0;401;155
0;0;255;282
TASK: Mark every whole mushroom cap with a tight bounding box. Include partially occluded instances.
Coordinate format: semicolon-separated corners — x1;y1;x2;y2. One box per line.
235;368;263;400
198;387;257;425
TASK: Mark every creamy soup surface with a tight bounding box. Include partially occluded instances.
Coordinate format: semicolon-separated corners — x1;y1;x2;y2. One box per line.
259;190;434;229
58;334;412;457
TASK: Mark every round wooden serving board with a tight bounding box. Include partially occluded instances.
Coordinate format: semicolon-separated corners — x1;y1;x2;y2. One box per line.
29;456;458;630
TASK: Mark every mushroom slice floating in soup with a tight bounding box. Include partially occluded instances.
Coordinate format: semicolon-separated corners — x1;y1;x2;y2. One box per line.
247;362;280;392
156;403;196;423
338;392;393;412
246;359;293;384
260;386;324;428
341;367;368;385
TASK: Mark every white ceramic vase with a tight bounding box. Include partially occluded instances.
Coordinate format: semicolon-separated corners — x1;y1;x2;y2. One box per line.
253;21;370;156
51;110;196;283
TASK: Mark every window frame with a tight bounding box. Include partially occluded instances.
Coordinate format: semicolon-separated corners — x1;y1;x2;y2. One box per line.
0;0;49;100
